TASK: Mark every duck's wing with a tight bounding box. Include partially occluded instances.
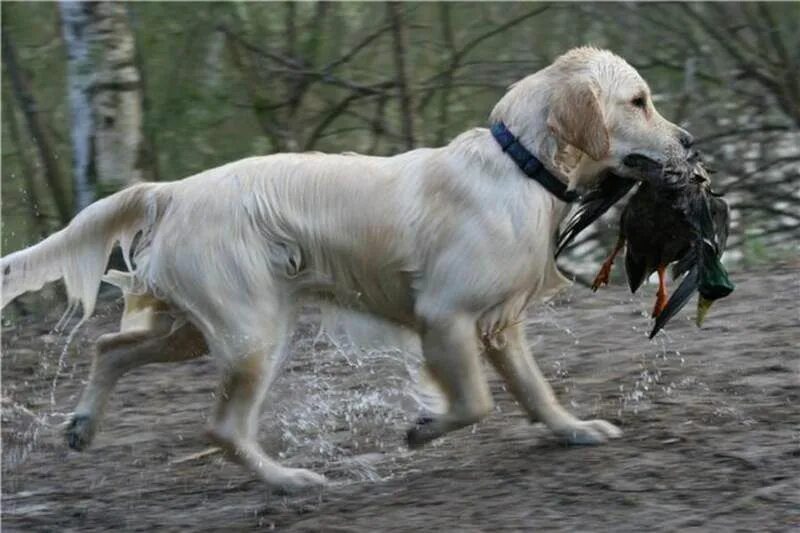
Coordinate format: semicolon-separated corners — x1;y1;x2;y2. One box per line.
696;192;734;300
672;189;729;278
671;251;695;280
556;174;637;257
708;193;730;255
673;191;735;296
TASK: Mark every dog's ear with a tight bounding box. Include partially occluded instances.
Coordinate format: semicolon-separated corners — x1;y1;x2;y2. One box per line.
547;81;609;161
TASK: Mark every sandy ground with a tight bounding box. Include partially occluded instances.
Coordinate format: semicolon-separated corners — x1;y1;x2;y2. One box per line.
2;265;798;532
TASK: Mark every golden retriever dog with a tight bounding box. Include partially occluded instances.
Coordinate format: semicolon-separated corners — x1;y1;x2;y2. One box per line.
1;47;694;492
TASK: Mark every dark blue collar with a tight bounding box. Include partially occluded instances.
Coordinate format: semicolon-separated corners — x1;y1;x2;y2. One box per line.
490;122;580;203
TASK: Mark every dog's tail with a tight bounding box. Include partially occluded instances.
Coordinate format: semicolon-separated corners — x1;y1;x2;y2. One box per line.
1;182;165;319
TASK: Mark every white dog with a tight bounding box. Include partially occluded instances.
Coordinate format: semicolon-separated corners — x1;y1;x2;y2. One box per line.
1;47;693;492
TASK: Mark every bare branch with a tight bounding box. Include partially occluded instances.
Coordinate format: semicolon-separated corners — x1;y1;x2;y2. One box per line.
417;5;551;113
322;23;393;73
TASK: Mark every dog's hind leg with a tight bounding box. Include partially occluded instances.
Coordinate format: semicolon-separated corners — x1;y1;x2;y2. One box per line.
406;312;493;449
205;313;326;493
485;323;621;445
66;317;207;450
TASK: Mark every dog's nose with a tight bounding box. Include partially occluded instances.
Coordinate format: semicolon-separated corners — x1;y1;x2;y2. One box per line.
678;129;694;149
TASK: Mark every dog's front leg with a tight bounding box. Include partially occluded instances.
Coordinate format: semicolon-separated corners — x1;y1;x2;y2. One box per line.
485;323;621;444
407;312;493;449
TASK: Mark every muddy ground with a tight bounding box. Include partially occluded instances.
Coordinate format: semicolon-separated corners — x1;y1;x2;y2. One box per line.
2;265;798;531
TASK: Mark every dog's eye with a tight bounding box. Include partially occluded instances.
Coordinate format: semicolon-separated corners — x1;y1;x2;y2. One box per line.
631;96;646;109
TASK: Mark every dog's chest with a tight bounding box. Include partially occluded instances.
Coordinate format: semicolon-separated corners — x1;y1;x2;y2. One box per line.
469;202;571;337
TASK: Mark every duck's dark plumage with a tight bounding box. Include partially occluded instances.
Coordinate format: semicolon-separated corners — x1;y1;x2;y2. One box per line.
620;180;694;294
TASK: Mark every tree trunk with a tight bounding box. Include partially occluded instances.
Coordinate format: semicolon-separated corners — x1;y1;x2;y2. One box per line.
2;92;51;239
436;3;455;146
128;4;160;182
60;1;144;210
2;29;72;226
388;2;414;150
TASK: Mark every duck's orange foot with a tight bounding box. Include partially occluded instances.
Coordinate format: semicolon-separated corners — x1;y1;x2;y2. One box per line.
651;287;669;318
651;265;668;318
592;238;624;293
651;295;667;318
591;262;613;292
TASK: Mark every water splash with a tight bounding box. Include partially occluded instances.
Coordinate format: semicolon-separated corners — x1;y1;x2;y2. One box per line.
2;301;104;467
266;323;426;485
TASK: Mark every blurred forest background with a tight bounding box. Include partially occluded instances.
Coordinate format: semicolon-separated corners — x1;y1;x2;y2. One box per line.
2;2;798;284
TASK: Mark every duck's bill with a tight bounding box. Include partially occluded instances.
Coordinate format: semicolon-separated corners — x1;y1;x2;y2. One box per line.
696;295;713;327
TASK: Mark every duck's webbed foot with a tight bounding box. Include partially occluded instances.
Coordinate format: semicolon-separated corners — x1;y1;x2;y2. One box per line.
592;237;625;292
651;265;668;318
591;262;613;291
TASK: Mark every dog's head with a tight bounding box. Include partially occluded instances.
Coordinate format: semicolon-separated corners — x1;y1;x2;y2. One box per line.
491;47;693;188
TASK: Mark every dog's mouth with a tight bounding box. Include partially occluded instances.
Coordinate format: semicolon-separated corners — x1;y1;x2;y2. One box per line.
623;152;703;188
623;153;664;174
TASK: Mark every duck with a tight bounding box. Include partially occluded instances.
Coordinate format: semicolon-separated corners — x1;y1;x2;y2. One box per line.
557;153;734;338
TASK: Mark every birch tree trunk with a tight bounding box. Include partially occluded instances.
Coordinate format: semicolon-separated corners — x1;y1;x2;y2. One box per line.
60;1;144;210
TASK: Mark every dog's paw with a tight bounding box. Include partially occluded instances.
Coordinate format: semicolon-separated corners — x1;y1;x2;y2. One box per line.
271;468;327;495
65;414;97;451
406;415;437;449
556;419;622;445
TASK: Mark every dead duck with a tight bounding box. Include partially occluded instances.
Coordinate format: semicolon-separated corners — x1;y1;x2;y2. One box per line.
557;154;734;338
